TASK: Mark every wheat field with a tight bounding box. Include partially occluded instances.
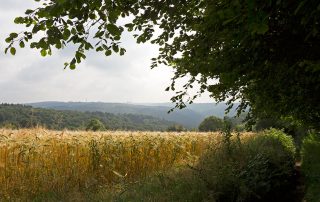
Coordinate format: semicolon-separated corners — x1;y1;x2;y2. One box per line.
0;128;228;199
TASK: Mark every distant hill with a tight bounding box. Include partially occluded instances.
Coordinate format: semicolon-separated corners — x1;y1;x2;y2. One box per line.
0;104;177;131
146;103;239;118
28;102;241;128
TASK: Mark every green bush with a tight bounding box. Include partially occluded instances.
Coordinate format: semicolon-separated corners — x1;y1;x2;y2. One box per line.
86;119;105;131
1;122;19;129
198;116;224;132
302;132;320;202
197;129;296;202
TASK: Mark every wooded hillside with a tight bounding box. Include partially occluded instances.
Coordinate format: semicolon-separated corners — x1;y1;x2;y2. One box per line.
0;104;176;131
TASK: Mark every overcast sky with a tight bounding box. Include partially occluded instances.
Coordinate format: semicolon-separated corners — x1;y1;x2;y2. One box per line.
0;1;213;104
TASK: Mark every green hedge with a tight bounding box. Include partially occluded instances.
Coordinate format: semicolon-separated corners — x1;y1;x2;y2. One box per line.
197;129;296;202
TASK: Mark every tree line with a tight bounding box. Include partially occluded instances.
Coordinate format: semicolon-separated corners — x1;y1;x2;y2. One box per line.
0;104;175;131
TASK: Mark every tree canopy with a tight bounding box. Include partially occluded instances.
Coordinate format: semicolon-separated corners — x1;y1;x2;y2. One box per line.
5;0;320;130
198;116;224;132
86;118;105;131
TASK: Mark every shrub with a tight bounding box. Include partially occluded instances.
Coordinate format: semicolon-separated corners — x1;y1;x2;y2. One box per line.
301;132;320;202
198;116;224;132
86;119;105;131
196;129;296;201
1;122;19;129
112;169;209;202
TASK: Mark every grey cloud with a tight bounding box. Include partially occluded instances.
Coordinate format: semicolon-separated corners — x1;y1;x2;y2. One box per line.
0;1;38;11
0;1;213;104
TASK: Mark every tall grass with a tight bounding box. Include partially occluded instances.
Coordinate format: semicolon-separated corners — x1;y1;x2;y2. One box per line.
0;128;218;200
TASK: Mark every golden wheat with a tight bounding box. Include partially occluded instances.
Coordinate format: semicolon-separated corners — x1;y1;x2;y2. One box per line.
0;128;231;199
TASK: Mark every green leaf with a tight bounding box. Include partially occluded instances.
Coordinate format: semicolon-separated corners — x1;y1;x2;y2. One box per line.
112;45;119;53
14;17;24;24
63;29;71;40
71;28;77;35
32;25;41;34
10;33;18;38
46;19;54;28
108;10;120;23
64;62;69;69
120;48;126;56
75;51;84;63
106;24;121;36
125;23;134;31
25;9;33;15
19;41;25;48
96;46;104;52
55;41;62;49
39;39;47;49
10;47;16;55
69;63;76;70
114;35;121;41
105;50;112;56
70;58;76;65
84;42;93;50
69;58;76;69
94;31;104;38
5;37;12;43
30;42;37;48
40;49;47;57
